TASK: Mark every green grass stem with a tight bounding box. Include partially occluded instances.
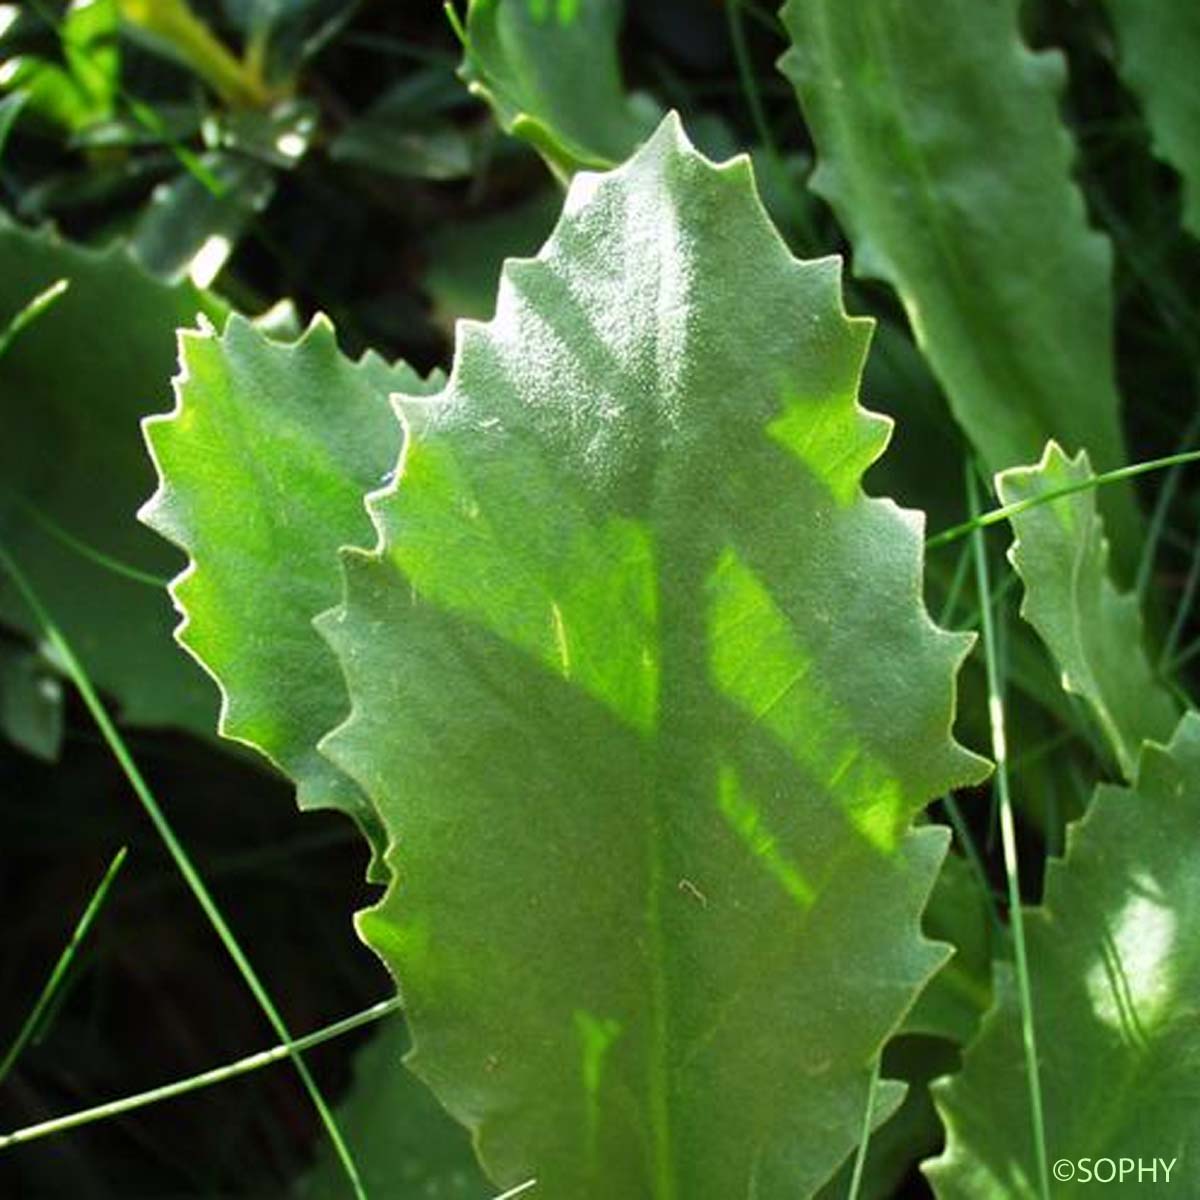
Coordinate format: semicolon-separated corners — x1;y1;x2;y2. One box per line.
0;996;401;1152
845;1056;881;1200
928;448;1200;550
0;279;69;360
0;847;127;1086
3;492;168;588
967;467;1050;1200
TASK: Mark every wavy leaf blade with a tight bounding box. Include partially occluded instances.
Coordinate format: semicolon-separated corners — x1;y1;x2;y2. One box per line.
927;713;1200;1198
141;315;438;866
319;117;987;1197
1104;0;1200;238
997;443;1177;779
778;0;1140;575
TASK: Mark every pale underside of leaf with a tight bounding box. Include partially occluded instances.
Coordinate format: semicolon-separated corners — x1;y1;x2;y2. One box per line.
927;711;1200;1198
778;0;1140;578
997;442;1177;781
140;313;440;870
318;115;988;1198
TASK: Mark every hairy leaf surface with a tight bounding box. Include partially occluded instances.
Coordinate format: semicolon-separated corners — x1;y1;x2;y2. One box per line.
141;315;440;866
778;0;1140;575
1104;0;1200;239
927;712;1200;1197
0;217;225;732
458;0;656;178
318;117;987;1198
997;443;1177;780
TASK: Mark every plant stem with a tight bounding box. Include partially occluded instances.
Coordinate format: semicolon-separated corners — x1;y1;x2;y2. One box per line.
727;0;778;161
0;847;128;1086
967;467;1050;1200
116;0;272;108
0;996;401;1151
846;1056;881;1200
3;491;167;588
490;1182;537;1200
928;448;1200;550
0;279;69;360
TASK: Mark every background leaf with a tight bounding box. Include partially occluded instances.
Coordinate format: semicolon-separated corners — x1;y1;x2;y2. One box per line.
997;442;1177;780
1103;0;1200;239
779;0;1141;576
0;216;226;733
458;0;658;178
927;712;1200;1198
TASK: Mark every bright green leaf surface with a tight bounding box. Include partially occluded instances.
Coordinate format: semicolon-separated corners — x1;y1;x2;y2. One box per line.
927;712;1200;1198
1104;0;1200;239
997;442;1177;781
0;216;225;732
141;314;440;868
317;117;988;1197
459;0;658;178
779;0;1140;577
297;1017;490;1200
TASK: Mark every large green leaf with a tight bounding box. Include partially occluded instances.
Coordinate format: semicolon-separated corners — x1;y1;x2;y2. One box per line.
316;116;987;1197
927;711;1200;1198
778;0;1140;577
1104;0;1200;239
997;442;1177;781
140;314;440;867
0;216;226;733
458;0;657;178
